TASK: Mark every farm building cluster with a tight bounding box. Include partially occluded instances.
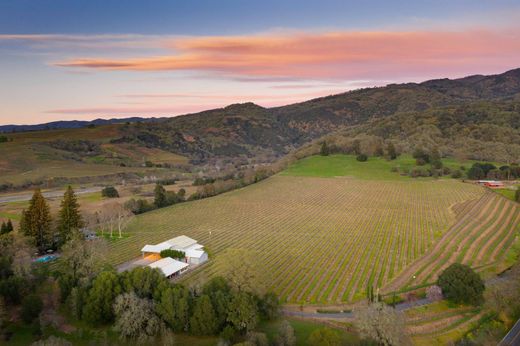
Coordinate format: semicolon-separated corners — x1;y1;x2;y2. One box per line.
140;235;208;278
477;180;505;188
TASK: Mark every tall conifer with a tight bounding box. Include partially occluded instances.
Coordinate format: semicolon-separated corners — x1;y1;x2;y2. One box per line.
20;189;52;251
57;186;84;246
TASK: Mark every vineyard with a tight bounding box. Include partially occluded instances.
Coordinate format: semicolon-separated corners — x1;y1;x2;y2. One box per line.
106;170;507;304
383;191;520;293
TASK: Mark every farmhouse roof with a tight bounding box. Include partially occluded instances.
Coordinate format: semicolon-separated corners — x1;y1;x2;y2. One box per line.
141;243;171;253
185;249;205;259
148;257;189;277
166;235;198;249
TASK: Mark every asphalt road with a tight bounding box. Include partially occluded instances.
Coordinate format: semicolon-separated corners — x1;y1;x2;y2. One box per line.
282;298;432;319
0;186;102;204
499;318;520;346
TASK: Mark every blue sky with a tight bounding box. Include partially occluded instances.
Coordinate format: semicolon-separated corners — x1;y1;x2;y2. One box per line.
1;0;520;125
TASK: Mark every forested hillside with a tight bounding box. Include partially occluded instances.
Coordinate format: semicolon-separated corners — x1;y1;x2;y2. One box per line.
115;68;520;163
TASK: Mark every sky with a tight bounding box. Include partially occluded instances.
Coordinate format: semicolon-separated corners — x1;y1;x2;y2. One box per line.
1;0;520;125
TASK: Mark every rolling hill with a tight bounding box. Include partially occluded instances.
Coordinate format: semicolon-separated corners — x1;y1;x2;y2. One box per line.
2;67;520;188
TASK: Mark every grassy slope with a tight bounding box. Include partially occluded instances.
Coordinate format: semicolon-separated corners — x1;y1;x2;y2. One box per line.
0;125;187;185
281;154;478;180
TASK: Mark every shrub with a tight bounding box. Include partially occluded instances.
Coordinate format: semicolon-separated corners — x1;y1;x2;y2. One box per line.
437;263;485;305
21;294;43;323
356;154;368;162
160;249;185;260
451;170;463;179
101;186;119;198
308;327;341;346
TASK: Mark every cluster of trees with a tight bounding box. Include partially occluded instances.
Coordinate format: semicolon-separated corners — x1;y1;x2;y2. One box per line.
124;184;186;214
101;186;119;198
466;162;520;181
0;220;13;234
319;138;398;161
0;135;9;143
19;186;83;252
62;263;280;344
413;147;442;169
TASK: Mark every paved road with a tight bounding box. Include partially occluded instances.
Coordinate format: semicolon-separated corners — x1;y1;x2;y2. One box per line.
0;186;102;204
282;298;432;319
499;318;520;346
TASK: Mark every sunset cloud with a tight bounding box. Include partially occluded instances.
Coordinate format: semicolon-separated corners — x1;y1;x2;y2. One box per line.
55;27;520;80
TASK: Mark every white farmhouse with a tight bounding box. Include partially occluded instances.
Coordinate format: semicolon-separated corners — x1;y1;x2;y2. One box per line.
141;235;208;266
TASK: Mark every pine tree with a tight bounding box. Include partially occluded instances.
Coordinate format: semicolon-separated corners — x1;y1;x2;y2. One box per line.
154;184;167;208
0;222;6;234
6;219;13;233
57;186;84;246
20;189;52;252
320;142;329;156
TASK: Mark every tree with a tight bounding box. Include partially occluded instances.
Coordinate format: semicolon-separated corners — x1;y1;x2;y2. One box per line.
247;332;269;346
430;148;443;169
21;294;43;323
386;142;398;160
154;184;168;208
83;271;122;325
0;222;6;234
356;154;368;162
515;188;520;203
227;291;258;333
57;186;84;246
355;302;407;346
156;285;191;332
56;232;108;300
20;189;53;252
120;266;168;300
258;292;280;320
113;292;163;343
320;142;329;156
437;263;485;305
307;327;341;346
190;294;218;335
101;203;133;238
216;248;268;295
203;276;232;330
101;186;119;198
276;320;296;346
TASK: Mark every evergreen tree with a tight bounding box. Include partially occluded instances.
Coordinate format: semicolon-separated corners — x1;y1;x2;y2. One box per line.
57;186;84;246
515;188;520;203
386;142;398;160
320;142;329;156
190;294;218;335
154;184;167;208
227;291;258;333
0;222;5;235
20;189;52;252
83;271;122;325
6;220;13;233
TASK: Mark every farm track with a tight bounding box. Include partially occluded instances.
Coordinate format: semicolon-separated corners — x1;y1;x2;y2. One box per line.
107;176;497;304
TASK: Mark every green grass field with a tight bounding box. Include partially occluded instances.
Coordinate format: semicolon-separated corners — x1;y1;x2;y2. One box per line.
101;154;520;305
281;154;482;180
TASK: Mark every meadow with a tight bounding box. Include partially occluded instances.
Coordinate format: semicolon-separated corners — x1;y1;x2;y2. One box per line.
103;155;520;305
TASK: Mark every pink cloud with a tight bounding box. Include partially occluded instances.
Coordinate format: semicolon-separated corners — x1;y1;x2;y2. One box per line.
54;27;520;80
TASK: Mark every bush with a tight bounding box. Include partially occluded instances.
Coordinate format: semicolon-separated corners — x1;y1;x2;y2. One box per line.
451;170;463;179
21;294;43;323
437;263;485;305
308;327;341;346
101;186;119;198
356;154;368;162
160;249;185;260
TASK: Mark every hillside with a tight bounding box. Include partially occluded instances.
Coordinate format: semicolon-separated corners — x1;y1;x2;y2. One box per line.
109;68;520;163
2;68;520;188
